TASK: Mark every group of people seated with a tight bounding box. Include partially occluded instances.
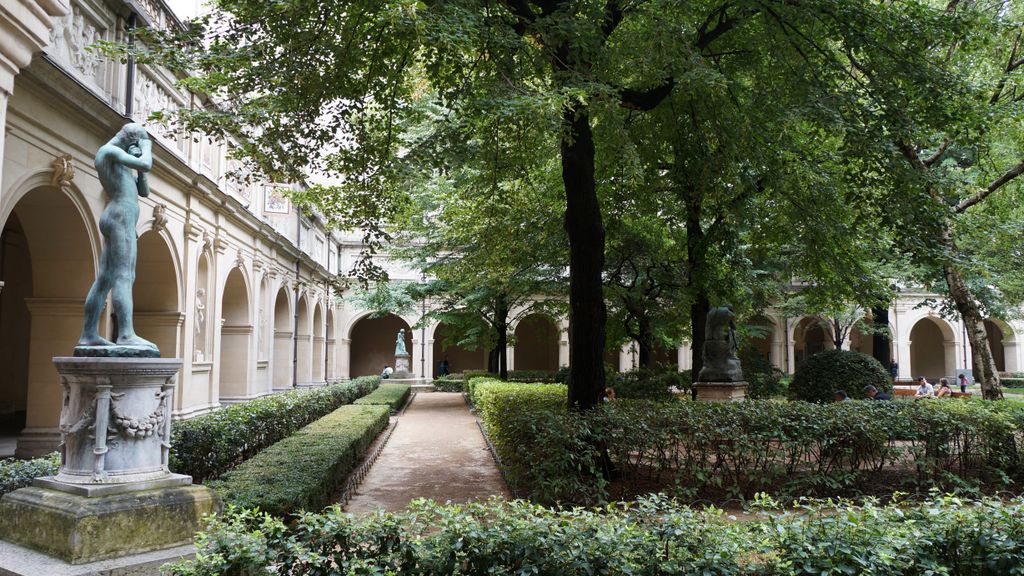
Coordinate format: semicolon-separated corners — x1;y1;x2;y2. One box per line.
835;373;972;402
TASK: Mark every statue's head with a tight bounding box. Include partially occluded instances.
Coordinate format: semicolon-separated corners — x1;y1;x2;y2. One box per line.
115;123;149;148
398;328;405;336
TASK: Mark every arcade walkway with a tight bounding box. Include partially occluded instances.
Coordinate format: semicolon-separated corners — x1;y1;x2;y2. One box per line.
344;392;508;513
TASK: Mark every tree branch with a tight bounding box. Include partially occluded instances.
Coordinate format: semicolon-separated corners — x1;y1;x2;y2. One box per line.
923;138;952;167
955;159;1024;213
619;80;676;110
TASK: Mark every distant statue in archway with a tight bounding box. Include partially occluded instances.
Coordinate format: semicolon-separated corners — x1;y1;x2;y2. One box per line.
76;123;158;357
395;328;408;356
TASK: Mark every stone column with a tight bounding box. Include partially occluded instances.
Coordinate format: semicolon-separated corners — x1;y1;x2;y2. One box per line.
339;337;352;379
558;319;570;368
896;340;912;380
0;0;71;200
17;298;82;457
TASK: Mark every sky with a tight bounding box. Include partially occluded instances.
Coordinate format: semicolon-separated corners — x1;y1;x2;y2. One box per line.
165;0;202;20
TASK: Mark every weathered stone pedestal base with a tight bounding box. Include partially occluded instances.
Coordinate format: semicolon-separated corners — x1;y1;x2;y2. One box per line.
0;485;218;565
393;353;413;379
693;381;748;402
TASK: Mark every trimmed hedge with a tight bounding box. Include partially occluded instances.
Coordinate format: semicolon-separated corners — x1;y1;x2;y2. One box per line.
478;383;1024;505
790;349;892;403
205;404;389;516
0;452;59;497
171;376;379;482
464;369;560;383
353;383;411;413
167;495;1024;576
432;376;464;392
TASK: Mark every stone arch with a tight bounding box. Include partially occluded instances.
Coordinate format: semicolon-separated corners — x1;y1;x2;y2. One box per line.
295;294;312;385
513;313;559;371
134;230;182;358
271;285;293;390
433;321;488;377
909;316;956;381
0;184;98;456
312;301;325;383
792;316;831;367
219;267;252;401
349;313;413;378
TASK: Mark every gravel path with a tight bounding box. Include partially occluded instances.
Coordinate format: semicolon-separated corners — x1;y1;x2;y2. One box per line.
344;392;509;514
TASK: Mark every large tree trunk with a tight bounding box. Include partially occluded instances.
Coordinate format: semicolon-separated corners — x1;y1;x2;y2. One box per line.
944;260;1002;399
637;316;654;369
561;103;606;410
871;306;891;369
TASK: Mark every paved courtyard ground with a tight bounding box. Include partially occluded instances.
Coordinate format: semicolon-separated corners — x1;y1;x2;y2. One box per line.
344;392;509;514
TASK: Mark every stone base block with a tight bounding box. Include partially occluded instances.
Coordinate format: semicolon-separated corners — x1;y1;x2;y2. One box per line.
693;381;748;402
33;474;193;498
0;540;194;576
0;485;219;565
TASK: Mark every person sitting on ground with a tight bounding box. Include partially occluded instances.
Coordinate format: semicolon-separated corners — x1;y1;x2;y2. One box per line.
835;390;851;402
936;378;953;398
862;385;891;401
958;373;970;394
914;376;935;399
381;365;394;379
603;387;616;402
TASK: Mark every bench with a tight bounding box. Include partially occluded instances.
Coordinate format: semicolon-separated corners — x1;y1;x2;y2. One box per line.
893;387;971;399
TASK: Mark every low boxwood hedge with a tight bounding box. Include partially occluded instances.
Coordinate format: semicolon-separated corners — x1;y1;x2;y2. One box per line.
168;495;1024;576
205;404;389;516
353;383;411;413
0;452;59;497
477;383;1024;505
171;376;379;482
432;376;464;392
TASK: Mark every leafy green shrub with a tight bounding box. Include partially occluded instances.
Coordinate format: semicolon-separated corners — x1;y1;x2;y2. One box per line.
476;383;1023;504
609;367;684;401
205;404;389;516
432;375;464;392
464;369;559;383
168;495;1024;576
789;349;891;403
739;346;785;399
352;383;411;413
1002;377;1024;388
171;376;379;482
0;452;59;496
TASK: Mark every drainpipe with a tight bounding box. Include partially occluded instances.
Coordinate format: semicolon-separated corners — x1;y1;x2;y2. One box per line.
293;207;301;388
125;13;137;117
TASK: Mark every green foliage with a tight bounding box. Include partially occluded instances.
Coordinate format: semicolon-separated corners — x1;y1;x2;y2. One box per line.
431;376;464;393
171;376;379;482
0;453;59;496
476;383;1023;505
609;368;686;401
739;346;786;399
352;384;411;414
205;404;389;517
789;349;891;403
167;495;1024;576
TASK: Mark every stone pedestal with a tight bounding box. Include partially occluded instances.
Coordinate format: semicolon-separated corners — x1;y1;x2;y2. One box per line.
393;353;413;379
693;381;748;402
0;358;220;564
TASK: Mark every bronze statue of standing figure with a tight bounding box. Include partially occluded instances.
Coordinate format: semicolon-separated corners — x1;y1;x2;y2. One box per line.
76;123;159;357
